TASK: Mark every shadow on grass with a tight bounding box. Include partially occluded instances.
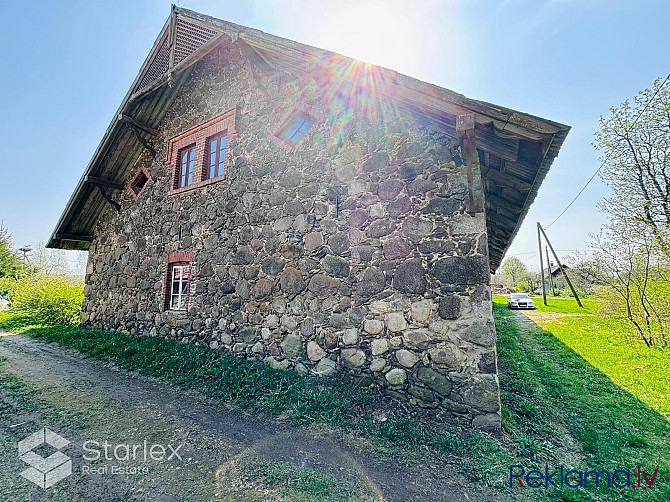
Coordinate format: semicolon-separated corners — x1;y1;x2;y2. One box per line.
494;303;670;501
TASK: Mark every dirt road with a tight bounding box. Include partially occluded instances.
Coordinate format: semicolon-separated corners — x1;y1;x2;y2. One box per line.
0;333;503;502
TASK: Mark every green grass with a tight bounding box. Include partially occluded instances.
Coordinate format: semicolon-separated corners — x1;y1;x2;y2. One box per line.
496;294;600;314
493;295;670;419
241;458;375;502
2;304;670;500
494;298;670;500
5;321;372;427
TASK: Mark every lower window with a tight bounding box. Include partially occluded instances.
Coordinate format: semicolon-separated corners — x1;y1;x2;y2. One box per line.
163;252;194;311
169;263;190;310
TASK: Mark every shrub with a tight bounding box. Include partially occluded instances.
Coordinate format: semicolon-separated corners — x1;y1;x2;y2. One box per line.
0;277;19;299
8;276;83;326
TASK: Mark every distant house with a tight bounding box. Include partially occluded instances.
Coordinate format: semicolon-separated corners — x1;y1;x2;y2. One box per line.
549;264;567;278
48;7;569;432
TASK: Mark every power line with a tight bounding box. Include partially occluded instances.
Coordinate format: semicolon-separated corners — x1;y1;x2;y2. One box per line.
545;73;670;230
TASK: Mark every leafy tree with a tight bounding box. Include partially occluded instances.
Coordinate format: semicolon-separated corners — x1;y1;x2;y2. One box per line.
521;270;541;293
595;77;670;254
0;223;25;279
501;257;527;286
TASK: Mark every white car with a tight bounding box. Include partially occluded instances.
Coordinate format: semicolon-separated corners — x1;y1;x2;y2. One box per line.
507;293;535;310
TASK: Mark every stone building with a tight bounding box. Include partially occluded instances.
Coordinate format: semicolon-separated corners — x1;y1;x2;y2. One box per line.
48;7;569;431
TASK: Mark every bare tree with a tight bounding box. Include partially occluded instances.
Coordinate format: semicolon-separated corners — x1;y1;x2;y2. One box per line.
32;242;71;276
595;77;670;254
587;219;668;347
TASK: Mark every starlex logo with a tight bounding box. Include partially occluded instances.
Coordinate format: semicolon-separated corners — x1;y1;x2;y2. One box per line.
510;464;659;490
18;427;72;489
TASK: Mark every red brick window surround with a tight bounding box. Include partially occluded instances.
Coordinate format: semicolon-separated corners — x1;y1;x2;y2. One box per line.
128;166;151;201
166;109;237;195
162;252;194;311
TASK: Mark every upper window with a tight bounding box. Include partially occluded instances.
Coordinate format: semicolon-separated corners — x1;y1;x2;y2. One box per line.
205;134;227;180
283;116;313;144
165;109;237;195
272;110;317;150
178;146;196;188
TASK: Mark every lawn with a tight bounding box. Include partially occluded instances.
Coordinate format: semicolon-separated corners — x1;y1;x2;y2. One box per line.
493;294;670;420
2;301;670;501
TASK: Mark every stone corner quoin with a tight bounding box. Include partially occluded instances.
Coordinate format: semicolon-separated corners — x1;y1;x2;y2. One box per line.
80;42;502;432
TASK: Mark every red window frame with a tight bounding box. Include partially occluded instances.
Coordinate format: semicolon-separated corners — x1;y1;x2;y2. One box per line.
270;104;319;151
128;166;151;201
176;145;196;189
162;252;194;311
204;133;228;180
281;114;313;145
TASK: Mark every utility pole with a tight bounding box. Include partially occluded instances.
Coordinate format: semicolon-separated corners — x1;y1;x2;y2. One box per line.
538;223;582;308
537;222;547;306
546;246;556;296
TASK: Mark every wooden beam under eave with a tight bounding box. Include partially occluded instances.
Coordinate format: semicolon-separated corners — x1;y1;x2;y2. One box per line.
481;167;532;193
456;112;480;216
487;210;517;230
484;192;524;214
84;175;124;190
117;114;159;136
54;233;93;243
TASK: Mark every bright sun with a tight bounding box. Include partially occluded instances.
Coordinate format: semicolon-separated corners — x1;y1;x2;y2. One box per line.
315;1;421;74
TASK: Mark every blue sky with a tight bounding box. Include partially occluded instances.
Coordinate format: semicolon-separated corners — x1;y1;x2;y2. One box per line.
0;0;667;272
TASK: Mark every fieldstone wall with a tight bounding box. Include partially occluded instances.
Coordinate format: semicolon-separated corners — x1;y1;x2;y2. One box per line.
82;43;501;432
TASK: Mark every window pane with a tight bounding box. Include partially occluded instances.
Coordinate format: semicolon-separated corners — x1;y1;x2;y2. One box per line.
210;139;217;153
299;120;312;133
180;151;190;187
219;136;227;151
218;160;225;178
292;131;304;143
292;118;305;130
168;265;190;310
